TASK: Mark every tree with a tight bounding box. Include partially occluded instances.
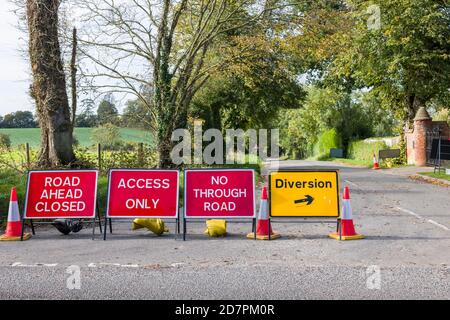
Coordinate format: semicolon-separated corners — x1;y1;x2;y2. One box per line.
97;95;119;125
76;98;97;127
77;0;289;167
122;99;153;130
190;11;305;131
0;111;37;128
330;0;450;123
278;86;392;158
26;0;75;166
76;111;97;127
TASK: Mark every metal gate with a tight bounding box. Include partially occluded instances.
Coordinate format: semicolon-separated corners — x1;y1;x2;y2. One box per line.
426;125;443;165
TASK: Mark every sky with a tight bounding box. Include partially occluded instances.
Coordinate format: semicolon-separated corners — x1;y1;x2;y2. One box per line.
0;1;32;116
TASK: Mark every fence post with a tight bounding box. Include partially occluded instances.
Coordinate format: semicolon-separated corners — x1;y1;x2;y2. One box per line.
26;143;30;168
97;143;102;171
138;142;144;167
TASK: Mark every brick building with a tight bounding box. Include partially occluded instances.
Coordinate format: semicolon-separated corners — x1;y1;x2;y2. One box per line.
405;107;450;166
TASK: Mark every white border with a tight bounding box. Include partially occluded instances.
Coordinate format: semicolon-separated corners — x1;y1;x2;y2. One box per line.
106;169;180;218
24;170;99;219
184;168;256;219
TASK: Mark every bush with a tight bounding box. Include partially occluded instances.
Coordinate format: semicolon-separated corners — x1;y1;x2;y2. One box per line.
347;139;387;162
91;124;122;149
313;128;341;159
0;133;11;149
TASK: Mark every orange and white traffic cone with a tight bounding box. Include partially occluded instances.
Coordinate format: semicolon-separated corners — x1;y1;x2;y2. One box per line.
372;153;380;170
0;187;31;241
247;186;280;240
329;185;364;240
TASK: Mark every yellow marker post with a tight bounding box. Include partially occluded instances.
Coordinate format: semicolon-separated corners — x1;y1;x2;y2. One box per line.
269;170;340;217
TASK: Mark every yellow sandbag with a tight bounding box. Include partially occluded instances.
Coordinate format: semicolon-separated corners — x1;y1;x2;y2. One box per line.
204;220;227;237
132;218;168;236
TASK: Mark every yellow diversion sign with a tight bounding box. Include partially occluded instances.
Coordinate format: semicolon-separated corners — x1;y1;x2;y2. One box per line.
269;170;340;217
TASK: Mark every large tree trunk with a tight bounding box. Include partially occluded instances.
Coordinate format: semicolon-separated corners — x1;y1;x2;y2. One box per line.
27;0;75;167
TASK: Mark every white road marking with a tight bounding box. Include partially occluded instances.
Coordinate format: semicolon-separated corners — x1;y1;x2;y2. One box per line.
427;219;450;231
88;262;139;268
395;206;423;219
344;180;359;188
395;206;449;231
11;262;58;267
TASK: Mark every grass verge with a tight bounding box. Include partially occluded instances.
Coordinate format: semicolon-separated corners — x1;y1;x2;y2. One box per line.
418;171;450;182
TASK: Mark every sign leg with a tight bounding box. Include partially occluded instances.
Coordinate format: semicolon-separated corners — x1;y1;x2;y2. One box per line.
268;219;271;241
98;216;103;234
20;218;25;241
91;218;96;240
103;215;108;240
183;218;186;241
109;218;113;234
96;201;103;234
30;220;35;235
253;218;256;240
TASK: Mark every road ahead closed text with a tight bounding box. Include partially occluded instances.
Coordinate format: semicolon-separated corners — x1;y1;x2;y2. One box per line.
184;170;255;218
269;171;339;217
24;170;98;219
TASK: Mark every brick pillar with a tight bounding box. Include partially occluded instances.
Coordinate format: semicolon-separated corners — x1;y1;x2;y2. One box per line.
413;107;431;166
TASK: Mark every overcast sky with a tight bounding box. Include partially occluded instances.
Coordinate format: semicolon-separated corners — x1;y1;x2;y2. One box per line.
0;1;32;116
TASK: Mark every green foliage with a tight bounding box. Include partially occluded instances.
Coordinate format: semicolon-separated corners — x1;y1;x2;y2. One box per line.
190;6;305;132
121;99;153;130
100;144;158;172
432;108;450;124
74;143;158;174
332;0;450;120
313;128;341;159
0;111;37;128
278;86;394;159
347;139;387;162
0;133;11;149
97;95;119;125
91;124;122;149
0;170;28;224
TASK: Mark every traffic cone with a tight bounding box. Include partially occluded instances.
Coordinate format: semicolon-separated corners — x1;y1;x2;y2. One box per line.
329;186;364;240
372;153;380;170
247;186;280;240
0;187;31;241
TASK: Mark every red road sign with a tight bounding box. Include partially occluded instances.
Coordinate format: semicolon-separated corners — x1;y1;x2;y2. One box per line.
106;169;179;218
24;170;98;219
184;169;256;218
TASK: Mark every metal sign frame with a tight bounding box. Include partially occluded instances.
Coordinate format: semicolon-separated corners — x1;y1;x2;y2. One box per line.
268;169;340;218
103;168;180;240
21;169;101;240
183;168;257;241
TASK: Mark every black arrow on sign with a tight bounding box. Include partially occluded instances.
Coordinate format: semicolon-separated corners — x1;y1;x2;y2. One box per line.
294;195;314;205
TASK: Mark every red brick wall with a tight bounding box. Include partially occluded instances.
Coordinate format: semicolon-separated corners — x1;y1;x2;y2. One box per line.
413;119;431;166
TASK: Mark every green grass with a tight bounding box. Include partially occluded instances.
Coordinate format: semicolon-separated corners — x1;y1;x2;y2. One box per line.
0;128;154;148
419;172;450;181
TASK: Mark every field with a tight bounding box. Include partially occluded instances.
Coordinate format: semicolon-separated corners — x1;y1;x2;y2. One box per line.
0;128;154;148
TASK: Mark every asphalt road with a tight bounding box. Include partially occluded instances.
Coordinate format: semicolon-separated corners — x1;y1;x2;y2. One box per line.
0;161;449;299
